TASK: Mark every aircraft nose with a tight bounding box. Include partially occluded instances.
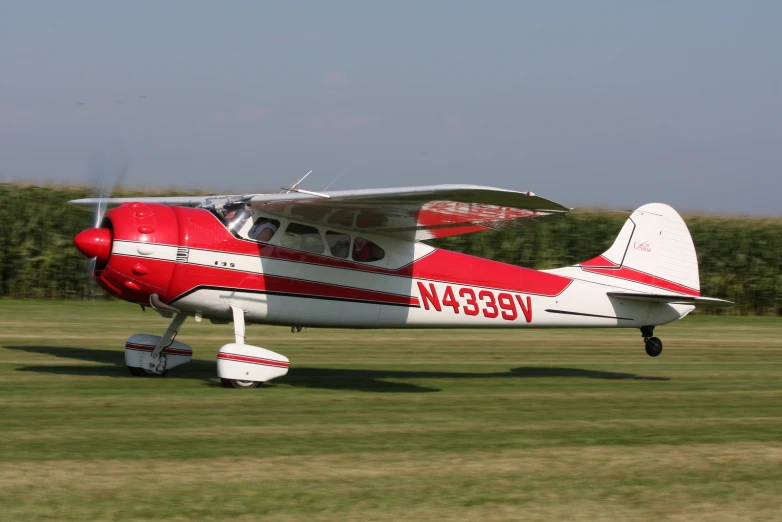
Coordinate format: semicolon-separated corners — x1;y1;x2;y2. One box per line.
74;228;112;263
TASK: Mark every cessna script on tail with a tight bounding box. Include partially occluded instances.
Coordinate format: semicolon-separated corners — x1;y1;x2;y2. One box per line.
70;184;731;388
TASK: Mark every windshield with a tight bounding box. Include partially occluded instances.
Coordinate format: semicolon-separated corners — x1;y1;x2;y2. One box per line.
211;202;253;232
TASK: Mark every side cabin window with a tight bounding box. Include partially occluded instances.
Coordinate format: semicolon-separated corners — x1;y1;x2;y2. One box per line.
247;217;280;243
325;231;351;259
282;222;325;254
352;237;385;263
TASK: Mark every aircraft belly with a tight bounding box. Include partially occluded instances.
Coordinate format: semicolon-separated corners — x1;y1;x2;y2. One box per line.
173;289;280;324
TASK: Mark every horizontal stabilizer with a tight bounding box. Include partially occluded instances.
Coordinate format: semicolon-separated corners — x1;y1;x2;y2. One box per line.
607;292;733;308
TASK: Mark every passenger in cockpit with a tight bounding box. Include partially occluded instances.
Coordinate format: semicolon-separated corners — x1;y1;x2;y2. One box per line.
249;217;280;242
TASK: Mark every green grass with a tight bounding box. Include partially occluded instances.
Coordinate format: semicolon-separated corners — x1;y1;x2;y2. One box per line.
1;300;781;521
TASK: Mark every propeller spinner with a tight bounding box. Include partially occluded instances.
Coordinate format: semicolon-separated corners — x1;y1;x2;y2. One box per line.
74;227;112;264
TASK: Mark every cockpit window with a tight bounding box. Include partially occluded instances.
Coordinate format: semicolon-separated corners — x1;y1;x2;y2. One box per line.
352;237;385;263
281;222;325;254
248;217;280;242
326;231;351;259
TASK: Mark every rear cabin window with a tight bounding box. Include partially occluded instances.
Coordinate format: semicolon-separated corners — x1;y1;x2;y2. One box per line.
326;231;351;259
352;237;385;263
282;223;325;254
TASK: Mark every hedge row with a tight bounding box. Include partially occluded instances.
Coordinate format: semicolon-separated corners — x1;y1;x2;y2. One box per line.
1;183;780;314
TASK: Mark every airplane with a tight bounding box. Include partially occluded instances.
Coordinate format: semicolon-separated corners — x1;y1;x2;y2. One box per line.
70;184;732;388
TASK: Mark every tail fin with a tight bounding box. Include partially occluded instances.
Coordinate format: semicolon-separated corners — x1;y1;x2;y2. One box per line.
580;203;701;296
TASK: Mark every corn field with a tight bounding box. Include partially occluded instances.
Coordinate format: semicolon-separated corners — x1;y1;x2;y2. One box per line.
1;183;780;314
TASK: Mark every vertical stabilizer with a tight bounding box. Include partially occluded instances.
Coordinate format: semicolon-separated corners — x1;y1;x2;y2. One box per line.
580;204;700;296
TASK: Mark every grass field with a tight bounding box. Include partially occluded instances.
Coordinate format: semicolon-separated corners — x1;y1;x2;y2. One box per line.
1;300;781;521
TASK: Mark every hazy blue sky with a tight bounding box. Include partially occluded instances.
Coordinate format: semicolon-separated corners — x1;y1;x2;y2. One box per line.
1;1;780;213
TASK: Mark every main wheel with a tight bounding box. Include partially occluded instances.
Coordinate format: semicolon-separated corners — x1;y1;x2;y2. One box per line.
127;366;167;377
221;378;263;389
644;337;663;357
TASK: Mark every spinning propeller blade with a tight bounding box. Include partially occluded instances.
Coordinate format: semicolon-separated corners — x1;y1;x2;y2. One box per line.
82;144;130;294
88;143;129;228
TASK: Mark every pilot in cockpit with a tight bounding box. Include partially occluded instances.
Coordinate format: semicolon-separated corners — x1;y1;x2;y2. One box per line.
220;203;253;232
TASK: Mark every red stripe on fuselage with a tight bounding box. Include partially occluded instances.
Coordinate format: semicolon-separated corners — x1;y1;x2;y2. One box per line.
580;256;699;296
410;250;572;296
167;262;420;306
580;255;619;268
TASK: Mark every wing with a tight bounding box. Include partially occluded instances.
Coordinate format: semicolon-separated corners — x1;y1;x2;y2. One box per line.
68;196;214;207
68;184;570;241
248;184;570;241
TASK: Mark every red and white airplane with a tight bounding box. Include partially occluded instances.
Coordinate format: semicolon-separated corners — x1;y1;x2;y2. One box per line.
71;184;731;388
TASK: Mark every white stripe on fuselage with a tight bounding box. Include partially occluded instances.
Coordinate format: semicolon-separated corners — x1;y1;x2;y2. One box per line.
113;240;179;261
111;240;689;328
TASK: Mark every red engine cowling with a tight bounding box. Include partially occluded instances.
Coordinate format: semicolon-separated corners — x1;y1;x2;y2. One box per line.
75;202;180;304
74;202;252;308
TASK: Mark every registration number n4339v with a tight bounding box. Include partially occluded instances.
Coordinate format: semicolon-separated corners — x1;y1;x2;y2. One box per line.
417;282;532;322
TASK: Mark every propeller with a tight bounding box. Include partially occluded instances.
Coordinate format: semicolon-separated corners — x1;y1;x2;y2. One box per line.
80;144;130;294
88;142;129;228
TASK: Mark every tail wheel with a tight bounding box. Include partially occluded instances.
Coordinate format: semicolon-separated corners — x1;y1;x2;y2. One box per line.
644;337;663;357
221;378;263;389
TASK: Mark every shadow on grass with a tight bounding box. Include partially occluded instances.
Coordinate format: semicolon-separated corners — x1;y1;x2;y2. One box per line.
3;345;669;393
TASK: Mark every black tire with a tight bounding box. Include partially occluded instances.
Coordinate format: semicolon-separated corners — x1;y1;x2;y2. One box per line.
645;337;663;357
221;378;263;389
127;366;167;377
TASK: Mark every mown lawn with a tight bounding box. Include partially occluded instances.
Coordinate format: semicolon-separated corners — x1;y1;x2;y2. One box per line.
1;300;781;521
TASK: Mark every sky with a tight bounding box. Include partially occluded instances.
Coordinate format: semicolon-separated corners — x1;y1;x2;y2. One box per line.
1;1;780;214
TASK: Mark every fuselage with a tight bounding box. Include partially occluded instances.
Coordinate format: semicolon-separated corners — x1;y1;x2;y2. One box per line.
88;203;693;330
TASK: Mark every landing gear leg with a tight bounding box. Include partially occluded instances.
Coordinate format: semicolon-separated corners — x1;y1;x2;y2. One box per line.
230;304;245;345
216;305;289;388
220;306;262;389
640;326;663;357
126;312;190;376
147;312;188;373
